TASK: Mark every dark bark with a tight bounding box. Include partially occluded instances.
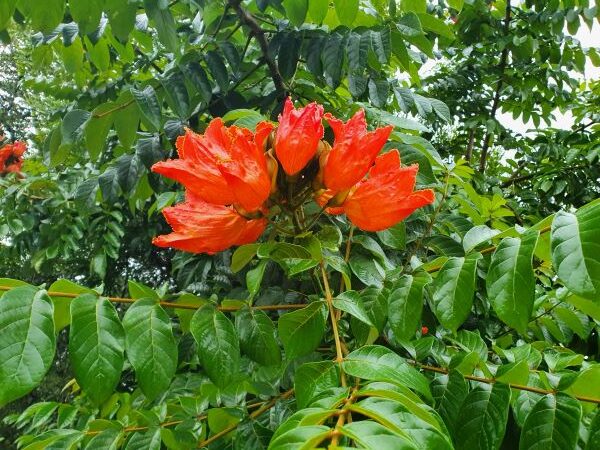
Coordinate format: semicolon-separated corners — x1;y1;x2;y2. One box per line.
479;0;512;173
229;0;288;103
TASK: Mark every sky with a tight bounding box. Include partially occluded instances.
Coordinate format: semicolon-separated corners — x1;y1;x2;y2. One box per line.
497;22;599;135
418;21;599;136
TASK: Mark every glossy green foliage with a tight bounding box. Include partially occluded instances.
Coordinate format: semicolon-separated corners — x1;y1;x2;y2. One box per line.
1;0;600;448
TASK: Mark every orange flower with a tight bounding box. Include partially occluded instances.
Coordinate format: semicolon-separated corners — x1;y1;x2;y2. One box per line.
152;119;273;212
153;193;267;255
0;141;26;175
342;150;435;231
322;110;392;192
275;97;324;176
421;326;429;335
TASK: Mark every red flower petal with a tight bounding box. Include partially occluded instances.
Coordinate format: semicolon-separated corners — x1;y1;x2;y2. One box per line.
275;97;324;175
152;119;273;211
153;199;267;254
323;110;392;192
343;150;435;231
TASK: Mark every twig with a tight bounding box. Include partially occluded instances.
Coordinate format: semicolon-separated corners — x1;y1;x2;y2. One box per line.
465;129;475;163
479;0;512;173
0;286;306;312
423;224;551;273
406;170;450;269
197;389;294;448
413;361;600;404
321;262;348;387
228;0;287;100
494;299;563;339
338;226;355;293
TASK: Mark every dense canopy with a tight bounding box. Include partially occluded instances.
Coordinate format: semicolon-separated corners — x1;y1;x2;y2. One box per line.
0;0;599;449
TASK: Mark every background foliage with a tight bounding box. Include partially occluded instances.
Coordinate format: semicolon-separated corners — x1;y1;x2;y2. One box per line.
0;0;600;449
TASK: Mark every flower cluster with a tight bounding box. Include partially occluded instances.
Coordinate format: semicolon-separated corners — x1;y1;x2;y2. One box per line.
0;141;26;176
152;99;434;254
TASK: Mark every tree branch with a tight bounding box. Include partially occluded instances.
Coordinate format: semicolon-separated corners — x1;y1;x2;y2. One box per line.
229;0;287;101
479;0;512;173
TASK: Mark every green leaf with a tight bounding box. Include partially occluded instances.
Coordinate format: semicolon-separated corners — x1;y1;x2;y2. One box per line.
0;0;16;30
268;426;331;450
388;272;431;341
86;37;110;72
69;294;125;405
205;50;229;92
487;231;539;333
125;428;161;450
343;345;431;399
359;287;388;332
278;302;328;360
340;420;415;448
278;33;301;80
180;62;213;103
190;304;240;386
349;398;453;449
99;168;121;204
48;279;95;332
116;154;143;193
122;298;178;400
430;98;451;122
246;260;268;297
128;280;159;300
69;0;102;35
322;32;345;89
62;109;91;145
106;0;137;42
448;0;464;11
396;12;423;37
586;409;600;450
295;361;339;409
236;306;281;366
566;366;600;408
551;203;600;300
368;78;389;108
432;371;469;435
231;244;259;273
455;383;511;450
417;13;454;39
85;104;114;161
20;0;65;32
283;0;308;27
463;225;500;253
113;90;140;149
334;0;359;26
308;0;327;23
258;242;312;260
132;86;162;132
144;0;179;53
377;222;406;250
519;393;581;450
84;427;122;450
0;287;56;407
161;69;190;119
431;253;481;332
349;253;385;288
333;291;374;327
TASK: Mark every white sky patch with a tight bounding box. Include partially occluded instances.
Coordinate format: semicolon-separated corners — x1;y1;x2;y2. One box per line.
419;22;599;136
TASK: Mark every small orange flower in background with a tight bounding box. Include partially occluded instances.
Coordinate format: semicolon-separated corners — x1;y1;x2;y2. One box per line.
0;141;26;175
151;98;434;254
421;326;429;335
